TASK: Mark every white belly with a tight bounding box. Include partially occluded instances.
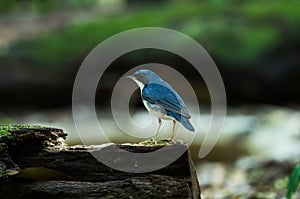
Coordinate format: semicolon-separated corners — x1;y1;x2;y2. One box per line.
142;99;174;120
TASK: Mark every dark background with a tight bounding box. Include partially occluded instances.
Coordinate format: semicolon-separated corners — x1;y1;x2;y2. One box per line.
1;0;300;110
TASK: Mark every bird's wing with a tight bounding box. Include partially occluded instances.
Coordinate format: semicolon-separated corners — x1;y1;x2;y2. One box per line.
142;83;191;118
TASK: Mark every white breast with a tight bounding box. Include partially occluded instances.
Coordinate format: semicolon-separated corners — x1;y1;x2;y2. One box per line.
142;99;174;120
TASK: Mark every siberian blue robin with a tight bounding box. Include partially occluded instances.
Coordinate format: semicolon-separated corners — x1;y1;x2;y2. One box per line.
126;69;194;140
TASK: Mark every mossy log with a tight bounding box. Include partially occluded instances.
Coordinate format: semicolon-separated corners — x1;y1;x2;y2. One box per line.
0;125;201;199
0;125;66;178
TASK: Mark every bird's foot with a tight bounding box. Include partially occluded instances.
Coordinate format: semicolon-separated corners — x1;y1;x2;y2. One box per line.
139;138;182;146
159;138;176;145
151;137;158;145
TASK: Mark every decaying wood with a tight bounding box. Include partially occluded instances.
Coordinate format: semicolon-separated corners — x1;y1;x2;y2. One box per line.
0;125;201;199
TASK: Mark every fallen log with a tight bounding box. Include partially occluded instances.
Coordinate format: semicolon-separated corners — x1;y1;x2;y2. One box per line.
0;125;201;199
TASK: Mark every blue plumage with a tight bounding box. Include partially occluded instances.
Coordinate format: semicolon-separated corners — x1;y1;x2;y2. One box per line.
166;111;195;132
142;83;183;116
126;69;195;140
142;83;194;131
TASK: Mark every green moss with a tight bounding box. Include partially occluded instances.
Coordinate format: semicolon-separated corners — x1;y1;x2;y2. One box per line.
0;125;52;142
138;138;186;146
0;129;10;136
0;124;48;132
274;177;287;190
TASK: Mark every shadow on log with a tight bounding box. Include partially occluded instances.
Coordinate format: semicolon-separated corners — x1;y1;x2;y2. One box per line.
0;125;201;199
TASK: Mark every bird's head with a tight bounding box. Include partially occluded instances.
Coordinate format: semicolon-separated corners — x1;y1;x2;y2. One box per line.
125;69;160;89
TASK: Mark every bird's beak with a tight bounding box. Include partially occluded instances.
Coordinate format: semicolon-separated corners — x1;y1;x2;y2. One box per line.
125;75;133;79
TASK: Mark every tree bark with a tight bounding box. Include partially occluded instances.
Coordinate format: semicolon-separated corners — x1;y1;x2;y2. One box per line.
0;125;201;199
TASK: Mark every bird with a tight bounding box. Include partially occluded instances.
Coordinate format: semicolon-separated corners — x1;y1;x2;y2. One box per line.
125;69;194;140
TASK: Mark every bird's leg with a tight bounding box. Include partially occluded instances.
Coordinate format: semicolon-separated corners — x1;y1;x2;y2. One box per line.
152;118;162;142
171;120;176;140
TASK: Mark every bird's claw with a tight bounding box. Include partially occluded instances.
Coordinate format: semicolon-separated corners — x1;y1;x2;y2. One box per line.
151;137;158;145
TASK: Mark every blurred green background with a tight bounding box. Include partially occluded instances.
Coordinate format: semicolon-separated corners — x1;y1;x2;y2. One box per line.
1;1;300;198
1;0;300;108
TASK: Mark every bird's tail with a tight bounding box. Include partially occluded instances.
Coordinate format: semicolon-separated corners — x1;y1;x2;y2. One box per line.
180;117;195;132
